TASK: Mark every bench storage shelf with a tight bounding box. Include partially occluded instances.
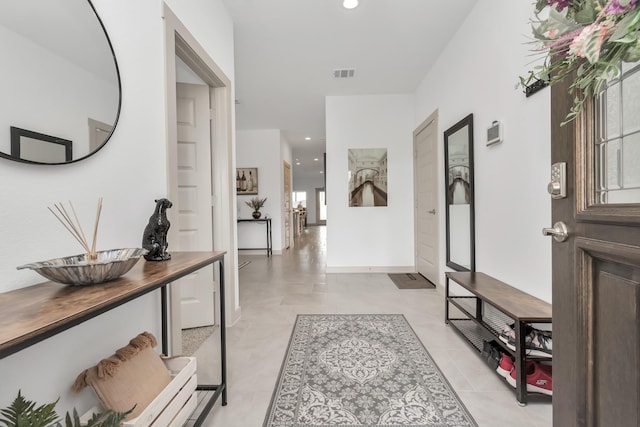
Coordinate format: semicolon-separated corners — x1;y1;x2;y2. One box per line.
445;272;552;404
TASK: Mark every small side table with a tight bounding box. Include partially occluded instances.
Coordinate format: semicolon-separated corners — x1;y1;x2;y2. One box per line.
237;218;272;256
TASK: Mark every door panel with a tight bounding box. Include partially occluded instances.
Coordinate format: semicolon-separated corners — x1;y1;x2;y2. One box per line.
414;113;439;284
552;62;640;426
284;161;291;249
574;238;640;426
176;82;214;329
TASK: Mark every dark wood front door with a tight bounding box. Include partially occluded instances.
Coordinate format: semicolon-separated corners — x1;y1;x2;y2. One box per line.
551;64;640;426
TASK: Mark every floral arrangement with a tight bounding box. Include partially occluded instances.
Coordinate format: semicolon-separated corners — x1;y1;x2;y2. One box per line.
521;0;640;122
245;196;267;212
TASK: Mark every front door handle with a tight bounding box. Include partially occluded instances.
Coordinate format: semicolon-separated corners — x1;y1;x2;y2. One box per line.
428;209;436;215
542;221;569;242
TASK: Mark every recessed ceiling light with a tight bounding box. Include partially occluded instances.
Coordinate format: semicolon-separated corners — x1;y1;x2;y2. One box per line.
314;158;319;161
296;162;301;165
320;171;324;174
305;137;311;141
343;0;359;9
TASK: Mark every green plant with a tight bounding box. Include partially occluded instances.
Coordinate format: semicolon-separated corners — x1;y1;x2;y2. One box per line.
520;0;640;123
0;391;131;427
245;196;267;212
60;408;130;427
0;391;58;427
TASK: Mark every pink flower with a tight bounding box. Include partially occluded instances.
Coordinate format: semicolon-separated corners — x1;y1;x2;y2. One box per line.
569;23;612;62
605;0;638;14
549;0;572;12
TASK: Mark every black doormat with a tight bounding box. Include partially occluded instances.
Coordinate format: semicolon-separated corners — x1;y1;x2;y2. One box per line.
388;273;436;289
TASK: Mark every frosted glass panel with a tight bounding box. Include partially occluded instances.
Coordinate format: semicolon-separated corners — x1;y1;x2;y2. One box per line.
623;70;640;134
594;60;640;204
623;133;640;188
606;139;620;190
606;83;620;139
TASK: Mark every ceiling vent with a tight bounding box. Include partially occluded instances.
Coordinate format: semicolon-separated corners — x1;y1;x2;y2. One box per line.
333;69;355;79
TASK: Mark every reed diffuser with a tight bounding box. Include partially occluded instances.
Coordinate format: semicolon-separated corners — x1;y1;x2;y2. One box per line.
48;197;103;262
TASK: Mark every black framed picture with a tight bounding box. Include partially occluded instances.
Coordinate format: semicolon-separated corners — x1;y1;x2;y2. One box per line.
10;126;72;163
236;167;258;195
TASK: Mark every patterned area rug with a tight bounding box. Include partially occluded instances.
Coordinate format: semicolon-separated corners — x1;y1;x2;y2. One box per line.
181;326;214;356
264;314;477;427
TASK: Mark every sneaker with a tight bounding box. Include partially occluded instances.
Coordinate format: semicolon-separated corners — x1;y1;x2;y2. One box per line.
499;324;552;357
507;361;553;396
498;323;515;346
499;323;534;347
527;329;552;357
496;353;513;379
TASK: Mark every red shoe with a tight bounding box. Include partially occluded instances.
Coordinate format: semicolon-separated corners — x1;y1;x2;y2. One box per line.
507;361;552;396
496;353;513;379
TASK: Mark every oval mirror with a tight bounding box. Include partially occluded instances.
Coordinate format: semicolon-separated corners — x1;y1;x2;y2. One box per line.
0;0;121;165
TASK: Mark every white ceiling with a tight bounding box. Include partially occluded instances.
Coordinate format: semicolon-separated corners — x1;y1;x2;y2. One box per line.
222;0;478;181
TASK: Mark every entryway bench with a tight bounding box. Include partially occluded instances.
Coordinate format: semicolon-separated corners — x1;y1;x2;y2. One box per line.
445;271;552;404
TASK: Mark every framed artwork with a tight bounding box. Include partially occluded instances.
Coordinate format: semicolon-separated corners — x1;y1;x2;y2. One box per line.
10;126;72;163
347;148;388;207
237;167;258;195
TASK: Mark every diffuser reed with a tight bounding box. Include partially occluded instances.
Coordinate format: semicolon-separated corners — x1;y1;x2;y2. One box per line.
48;197;103;261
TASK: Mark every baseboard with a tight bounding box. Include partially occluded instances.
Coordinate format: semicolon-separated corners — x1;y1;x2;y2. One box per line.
325;266;415;274
237;249;282;256
227;306;242;327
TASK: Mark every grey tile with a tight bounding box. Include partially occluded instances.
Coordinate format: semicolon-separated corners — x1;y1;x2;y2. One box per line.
197;226;551;426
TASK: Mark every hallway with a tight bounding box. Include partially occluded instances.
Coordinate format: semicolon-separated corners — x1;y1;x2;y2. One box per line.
202;226;552;426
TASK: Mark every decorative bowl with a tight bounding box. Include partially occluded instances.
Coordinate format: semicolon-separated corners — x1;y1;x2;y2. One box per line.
17;248;148;286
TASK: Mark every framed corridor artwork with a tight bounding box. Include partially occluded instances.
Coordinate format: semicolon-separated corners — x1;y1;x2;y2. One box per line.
347;148;388;207
236;167;258;195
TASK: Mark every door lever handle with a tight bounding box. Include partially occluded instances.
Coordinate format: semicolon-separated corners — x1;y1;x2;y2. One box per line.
428;209;436;214
542;221;569;242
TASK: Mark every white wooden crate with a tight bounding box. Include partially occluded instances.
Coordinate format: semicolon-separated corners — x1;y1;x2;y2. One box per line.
81;356;197;427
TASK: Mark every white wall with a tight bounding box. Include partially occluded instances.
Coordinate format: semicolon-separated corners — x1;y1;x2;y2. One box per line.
0;0;235;415
326;94;415;272
414;0;552;301
236;129;285;252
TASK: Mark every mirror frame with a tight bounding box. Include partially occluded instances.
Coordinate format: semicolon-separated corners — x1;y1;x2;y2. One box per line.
0;0;121;165
444;113;475;272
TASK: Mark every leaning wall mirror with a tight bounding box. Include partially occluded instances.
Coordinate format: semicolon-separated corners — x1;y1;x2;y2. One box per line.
0;0;121;165
444;113;475;272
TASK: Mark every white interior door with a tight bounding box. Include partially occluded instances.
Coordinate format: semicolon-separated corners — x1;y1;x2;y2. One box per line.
414;112;439;284
284;161;292;249
176;82;215;329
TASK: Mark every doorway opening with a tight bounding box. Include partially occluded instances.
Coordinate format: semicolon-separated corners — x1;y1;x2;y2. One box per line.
316;188;327;225
163;4;237;356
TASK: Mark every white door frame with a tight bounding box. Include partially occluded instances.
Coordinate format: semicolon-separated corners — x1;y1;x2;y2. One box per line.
316;188;326;225
163;4;239;355
413;110;440;285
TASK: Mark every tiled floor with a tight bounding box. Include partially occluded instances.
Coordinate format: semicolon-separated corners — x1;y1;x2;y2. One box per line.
197;225;552;426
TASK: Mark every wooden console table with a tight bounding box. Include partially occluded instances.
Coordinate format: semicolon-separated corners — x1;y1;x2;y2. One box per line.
0;251;227;425
445;271;552;404
237;218;272;256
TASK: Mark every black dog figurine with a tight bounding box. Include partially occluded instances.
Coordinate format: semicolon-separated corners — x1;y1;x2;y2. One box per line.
142;198;173;261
